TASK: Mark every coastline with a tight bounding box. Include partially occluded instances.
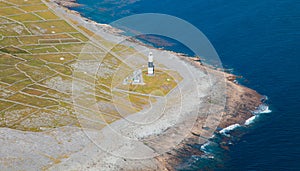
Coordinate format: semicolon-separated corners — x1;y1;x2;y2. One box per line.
49;0;263;124
49;1;264;170
0;0;264;170
52;0;82;7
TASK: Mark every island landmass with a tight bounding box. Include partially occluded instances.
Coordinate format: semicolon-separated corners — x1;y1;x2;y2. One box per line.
0;0;265;170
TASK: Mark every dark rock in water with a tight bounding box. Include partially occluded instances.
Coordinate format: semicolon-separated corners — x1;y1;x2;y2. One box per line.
260;95;268;103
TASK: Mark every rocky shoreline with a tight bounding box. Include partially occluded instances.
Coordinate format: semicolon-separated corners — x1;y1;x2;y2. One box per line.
0;0;262;170
49;1;262;170
156;78;262;170
52;0;81;7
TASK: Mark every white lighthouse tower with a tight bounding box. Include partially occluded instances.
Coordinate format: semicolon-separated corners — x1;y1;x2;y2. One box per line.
147;52;154;75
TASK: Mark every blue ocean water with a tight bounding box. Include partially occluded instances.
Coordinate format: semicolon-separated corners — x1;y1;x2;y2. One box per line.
72;0;300;170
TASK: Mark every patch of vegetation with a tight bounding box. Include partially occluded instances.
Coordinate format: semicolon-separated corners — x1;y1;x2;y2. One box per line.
110;91;146;114
0;1;12;7
7;93;58;108
35;10;59;20
7;79;33;92
9;13;42;22
0;73;28;84
19;4;48;12
0;23;31;36
0;46;28;54
55;43;86;53
99;114;121;124
17;63;56;81
95;53;132;87
1;104;38;127
129;70;179;96
0;7;23;16
0;16;14;24
0;37;21;46
10;108;77;132
0;68;20;77
19;34;71;44
28;84;49;92
128;94;154;111
20;53;75;64
0;65;12;70
39;39;60;44
77;25;94;36
28;46;58;53
95;88;112;101
26;58;46;67
60;38;81;43
0;53;24;65
22;88;45;96
69;32;89;42
111;44;137;56
0;0;183;131
6;0;42;5
0;100;14;111
25;20;77;35
47;63;73;75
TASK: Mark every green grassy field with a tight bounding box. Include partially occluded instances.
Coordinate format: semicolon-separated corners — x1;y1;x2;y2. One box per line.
129;69;181;96
0;0;182;131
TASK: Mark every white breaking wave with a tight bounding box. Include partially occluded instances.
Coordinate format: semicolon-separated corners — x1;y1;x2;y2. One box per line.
200;142;215;159
200;142;211;151
260;105;272;114
253;104;272;115
219;124;240;136
246;96;271;125
244;115;258;125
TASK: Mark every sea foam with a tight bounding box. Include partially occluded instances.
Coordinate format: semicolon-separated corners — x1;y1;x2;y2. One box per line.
219;124;241;136
245;96;271;125
253;104;272;115
260;106;272;114
200;142;211;152
244;115;258;125
200;142;215;159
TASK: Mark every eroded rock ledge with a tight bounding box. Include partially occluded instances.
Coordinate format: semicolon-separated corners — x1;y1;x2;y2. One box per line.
156;77;262;170
0;1;263;170
50;2;263;170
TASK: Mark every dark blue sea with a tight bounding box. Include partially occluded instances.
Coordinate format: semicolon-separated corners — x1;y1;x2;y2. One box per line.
72;0;300;170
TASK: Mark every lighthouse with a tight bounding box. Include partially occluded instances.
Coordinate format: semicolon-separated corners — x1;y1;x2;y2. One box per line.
148;52;154;75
